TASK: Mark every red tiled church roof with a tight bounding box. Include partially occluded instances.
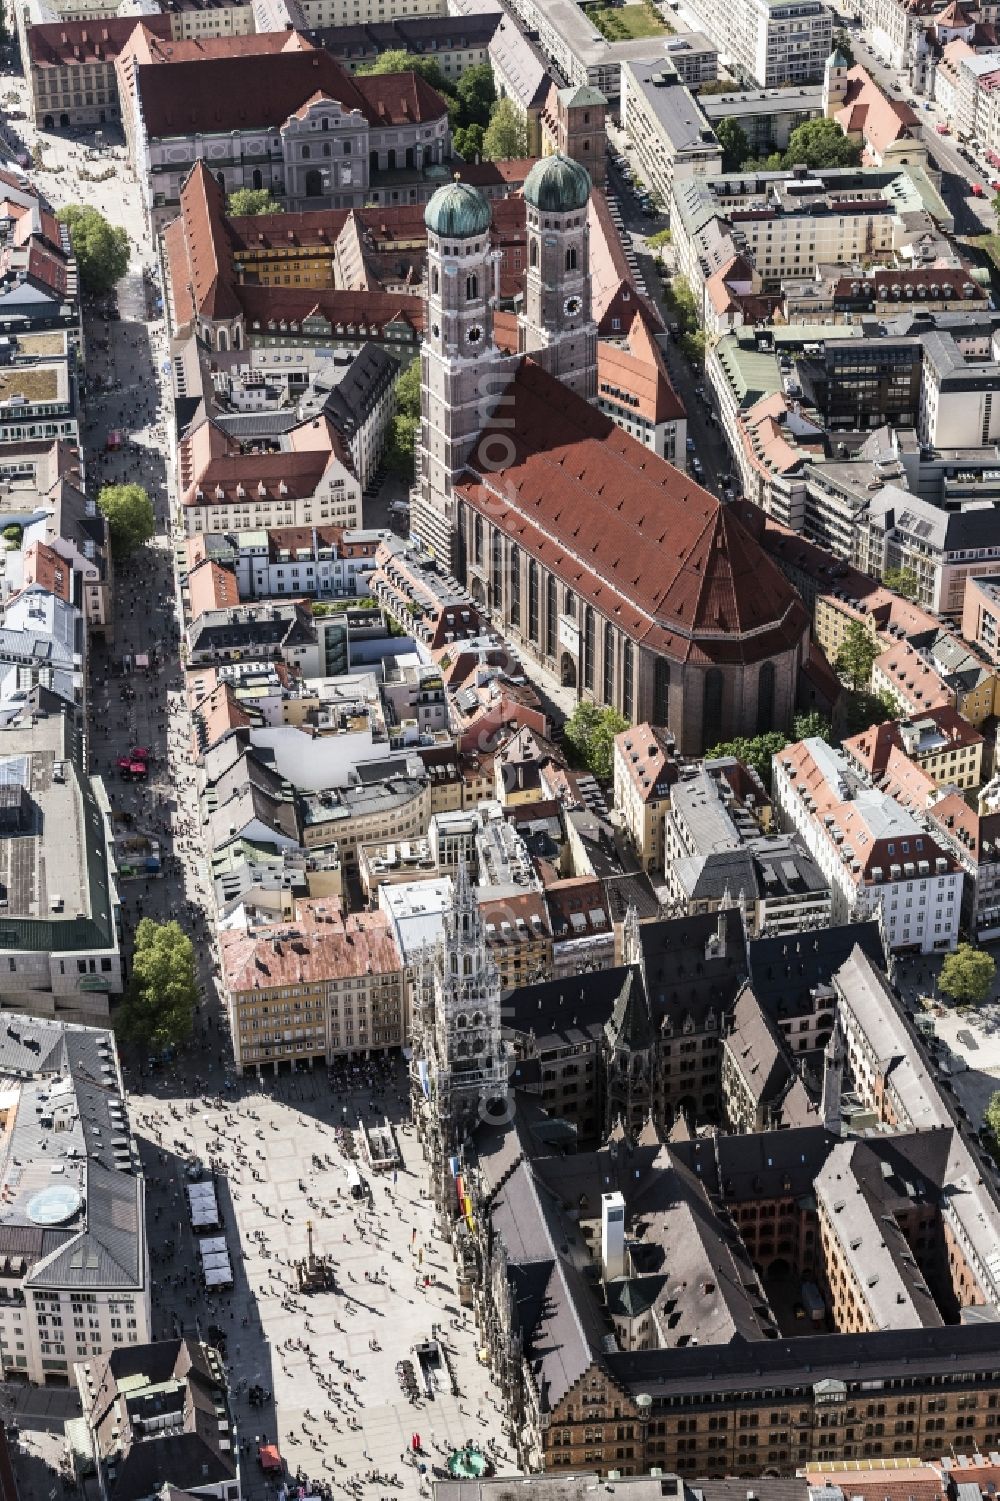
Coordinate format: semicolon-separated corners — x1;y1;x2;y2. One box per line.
135;49;447;136
458;360;807;666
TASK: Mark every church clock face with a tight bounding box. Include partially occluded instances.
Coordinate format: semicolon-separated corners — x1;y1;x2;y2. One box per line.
466;324;484;346
564;295;582;317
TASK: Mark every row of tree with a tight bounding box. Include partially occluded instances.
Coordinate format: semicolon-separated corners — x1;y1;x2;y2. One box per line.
715;116;863;175
357;53;527;161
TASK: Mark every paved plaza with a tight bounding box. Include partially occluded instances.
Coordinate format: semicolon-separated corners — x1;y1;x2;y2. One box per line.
131;1061;515;1498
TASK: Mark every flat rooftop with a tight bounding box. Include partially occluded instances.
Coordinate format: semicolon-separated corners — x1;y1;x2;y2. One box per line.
0;714;115;953
0;362;67;406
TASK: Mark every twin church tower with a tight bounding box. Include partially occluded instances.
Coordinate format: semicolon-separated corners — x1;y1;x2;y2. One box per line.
413;153;598;563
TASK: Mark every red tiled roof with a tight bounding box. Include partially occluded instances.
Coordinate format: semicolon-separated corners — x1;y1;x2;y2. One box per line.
127;26;309;66
927;793;1000;864
880;743;939;813
778;739;957;884
191;681;253;754
21;539;71;601
458;360;808;666
615;722;679;804
171;162;241;323
843;718;903;777
221;906;402;992
184;450;333;508
228;208;351;251
805;1468;943;1501
835;265;985;302
27;13;172;68
834;65;919;156
598;311;685;425
188;559;240;616
875;639;955;712
23;239;71;296
353;69;449;125
238;283;424;334
135;50;445;136
454;158;535;187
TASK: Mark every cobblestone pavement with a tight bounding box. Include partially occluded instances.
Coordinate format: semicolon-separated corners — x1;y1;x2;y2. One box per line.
131;1061;515;1499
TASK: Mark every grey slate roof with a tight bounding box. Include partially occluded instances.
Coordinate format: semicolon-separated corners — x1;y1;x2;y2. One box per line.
85;1337;234;1501
0;1013;143;1295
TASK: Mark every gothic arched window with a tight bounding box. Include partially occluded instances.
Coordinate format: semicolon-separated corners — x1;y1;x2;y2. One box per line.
757;660;776;733
704;668;724;748
530;238;538;268
466;273;478;301
566;247;577;272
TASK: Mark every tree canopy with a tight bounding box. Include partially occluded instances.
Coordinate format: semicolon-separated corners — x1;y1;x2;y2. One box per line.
834;620;878;690
883;565;919;600
227;187;283;216
938;943;997;1006
832;28;856;64
716;117;750;173
97;484;155;559
453;123;486;161
785;117;863;169
792;710;831;741
705;732;787;789
357;49;450;94
842;687;899;737
455;63;496;128
985;1091;1000;1148
118;919;198;1052
383;357;421;478
57;205;129;295
564;703;629;781
483;97;529;161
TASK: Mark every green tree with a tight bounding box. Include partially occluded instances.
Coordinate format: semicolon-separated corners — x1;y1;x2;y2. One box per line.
647;227;672;249
227;187;283;216
482;97;528;161
682;328;706;366
564;703;629;781
705;731;787;789
938;943;997;1006
883;565;919;600
793;710;831;741
834;620;878;690
383;358;421;479
356;49;450;95
394;357;421;420
57;204;129;295
97;483;155;559
664;274;699;332
832;28;855;63
842;687;899;736
784;117;862;168
985;1091;1000;1147
696;79;735;95
455;62;496;128
119;919;197;1052
716;117;750;173
453;123;486;160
